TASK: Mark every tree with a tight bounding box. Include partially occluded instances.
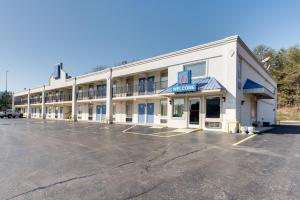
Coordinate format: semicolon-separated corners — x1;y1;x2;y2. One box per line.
0;91;12;111
253;45;300;108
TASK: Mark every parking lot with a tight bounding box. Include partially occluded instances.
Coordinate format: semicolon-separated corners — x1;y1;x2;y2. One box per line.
0;119;300;200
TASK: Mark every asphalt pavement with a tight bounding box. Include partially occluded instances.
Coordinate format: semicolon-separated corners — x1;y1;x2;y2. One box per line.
0;119;299;200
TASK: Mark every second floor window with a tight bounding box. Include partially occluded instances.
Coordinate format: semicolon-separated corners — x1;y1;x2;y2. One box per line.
160;71;168;89
184;61;206;78
88;85;94;98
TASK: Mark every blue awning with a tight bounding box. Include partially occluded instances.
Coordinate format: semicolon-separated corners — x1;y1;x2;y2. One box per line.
160;77;224;94
243;79;275;99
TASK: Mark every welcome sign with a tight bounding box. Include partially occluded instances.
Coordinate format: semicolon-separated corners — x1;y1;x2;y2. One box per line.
172;84;197;93
172;70;197;93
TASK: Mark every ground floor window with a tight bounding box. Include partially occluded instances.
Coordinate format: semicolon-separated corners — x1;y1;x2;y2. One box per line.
126;102;133;122
206;96;221;118
160;99;168;116
172;98;184;117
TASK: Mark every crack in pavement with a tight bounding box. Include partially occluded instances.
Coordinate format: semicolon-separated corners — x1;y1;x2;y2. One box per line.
117;161;135;168
122;181;164;200
160;149;202;166
6;173;96;200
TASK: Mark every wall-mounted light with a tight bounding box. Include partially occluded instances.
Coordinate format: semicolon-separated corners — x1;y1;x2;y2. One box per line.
241;100;245;105
169;99;173;105
222;97;226;102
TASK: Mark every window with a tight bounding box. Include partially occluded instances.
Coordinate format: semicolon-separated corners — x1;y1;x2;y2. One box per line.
184;62;206;77
172;98;184;117
88;85;94;99
126;102;133;122
78;86;83;99
160;100;168;117
96;84;106;98
206;97;221;118
126;78;134;96
160;71;168;89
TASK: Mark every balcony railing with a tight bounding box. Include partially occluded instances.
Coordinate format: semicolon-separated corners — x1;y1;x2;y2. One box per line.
14;99;28;105
77;90;106;100
45;94;72;103
30;97;42;104
112;81;168;97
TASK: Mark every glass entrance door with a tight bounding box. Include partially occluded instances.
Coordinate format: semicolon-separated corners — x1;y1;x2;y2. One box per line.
189;98;200;127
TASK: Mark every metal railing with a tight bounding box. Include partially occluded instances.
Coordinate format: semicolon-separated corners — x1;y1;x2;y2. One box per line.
30;97;42;104
45;94;72;103
77;90;106;100
14;99;28;105
112;81;168;97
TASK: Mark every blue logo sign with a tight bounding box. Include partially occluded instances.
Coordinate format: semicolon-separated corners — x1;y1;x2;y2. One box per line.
172;84;197;93
178;70;191;84
53;64;61;80
173;70;196;93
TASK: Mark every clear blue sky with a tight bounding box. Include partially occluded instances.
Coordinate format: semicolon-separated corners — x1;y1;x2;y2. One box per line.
0;0;299;91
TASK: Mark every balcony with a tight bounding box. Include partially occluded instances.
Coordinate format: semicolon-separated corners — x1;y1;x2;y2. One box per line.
30;97;42;104
14;99;28;105
77;90;106;101
45;94;72;103
112;81;168;97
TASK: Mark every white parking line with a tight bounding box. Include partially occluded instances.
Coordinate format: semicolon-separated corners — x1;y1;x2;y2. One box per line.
122;126;201;138
232;134;257;146
122;125;136;133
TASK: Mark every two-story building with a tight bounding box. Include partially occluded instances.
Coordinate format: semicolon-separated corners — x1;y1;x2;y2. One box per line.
13;35;277;131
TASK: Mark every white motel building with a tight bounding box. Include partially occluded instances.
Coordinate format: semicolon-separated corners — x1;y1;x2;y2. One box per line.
13;36;277;132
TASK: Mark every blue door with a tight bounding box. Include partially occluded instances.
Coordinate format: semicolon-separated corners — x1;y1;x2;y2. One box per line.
147;103;154;123
96;105;101;121
147;76;155;94
138;104;146;123
138;78;146;95
96;105;106;121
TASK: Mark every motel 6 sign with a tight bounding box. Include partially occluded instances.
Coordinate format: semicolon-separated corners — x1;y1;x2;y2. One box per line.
172;70;197;93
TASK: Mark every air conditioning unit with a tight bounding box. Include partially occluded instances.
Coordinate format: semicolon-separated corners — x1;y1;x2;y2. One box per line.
205;121;221;129
160;119;167;124
126;117;132;122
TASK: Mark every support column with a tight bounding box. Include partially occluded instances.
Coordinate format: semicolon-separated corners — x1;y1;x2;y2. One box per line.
42;85;46;119
71;78;77;121
27;89;31;118
106;68;113;124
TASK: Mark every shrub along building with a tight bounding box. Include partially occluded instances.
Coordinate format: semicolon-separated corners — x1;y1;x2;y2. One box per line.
13;36;277;131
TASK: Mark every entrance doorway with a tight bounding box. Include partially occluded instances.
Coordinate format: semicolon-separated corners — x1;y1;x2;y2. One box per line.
138;103;146;123
96;105;106;122
55;107;58;119
188;98;200;128
146;103;154;124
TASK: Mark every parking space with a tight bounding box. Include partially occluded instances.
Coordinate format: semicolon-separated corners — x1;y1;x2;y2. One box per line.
0;119;300;200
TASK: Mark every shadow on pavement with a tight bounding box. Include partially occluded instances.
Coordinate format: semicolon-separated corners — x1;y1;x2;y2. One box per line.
262;124;300;135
